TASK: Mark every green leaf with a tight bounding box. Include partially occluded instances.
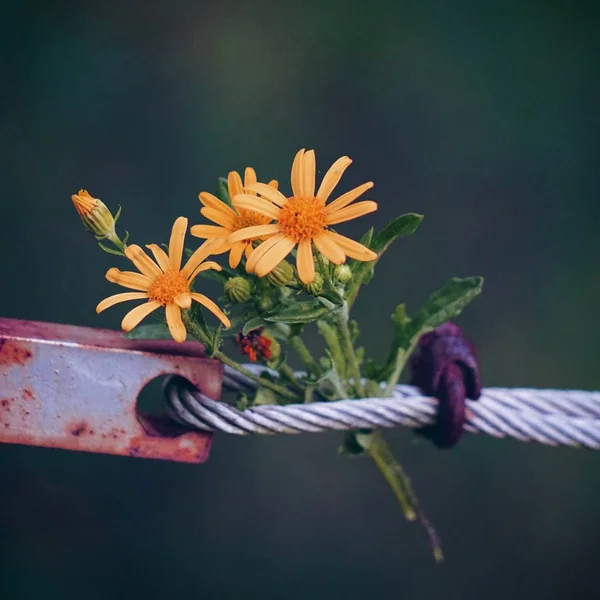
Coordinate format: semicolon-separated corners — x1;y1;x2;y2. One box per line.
242;316;266;335
411;276;484;332
338;432;366;457
254;386;279;406
346;214;423;306
316;289;344;306
113;204;123;224
263;301;332;324
124;323;171;340
97;240;124;256
359;227;374;248
216;177;232;206
370;213;423;254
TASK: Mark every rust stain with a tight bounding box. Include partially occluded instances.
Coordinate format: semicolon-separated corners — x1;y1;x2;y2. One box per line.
0;339;34;367
127;432;212;463
22;388;35;400
68;422;89;437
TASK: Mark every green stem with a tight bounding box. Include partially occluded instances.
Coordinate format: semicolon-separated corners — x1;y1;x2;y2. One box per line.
334;305;366;397
278;363;304;392
383;336;420;397
214;351;300;402
289;335;320;377
356;432;416;521
183;311;300;403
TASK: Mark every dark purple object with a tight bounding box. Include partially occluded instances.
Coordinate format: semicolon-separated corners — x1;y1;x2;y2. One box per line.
409;322;481;449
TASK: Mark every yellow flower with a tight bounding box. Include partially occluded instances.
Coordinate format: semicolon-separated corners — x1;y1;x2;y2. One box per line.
190;168;279;269
96;217;230;342
228;149;378;283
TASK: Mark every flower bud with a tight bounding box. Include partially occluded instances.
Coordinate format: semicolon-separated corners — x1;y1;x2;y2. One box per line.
333;264;352;285
71;190;117;239
304;272;324;296
224;277;252;303
266;260;295;287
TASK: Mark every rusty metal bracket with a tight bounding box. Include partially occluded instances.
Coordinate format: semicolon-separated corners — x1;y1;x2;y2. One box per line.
0;318;223;463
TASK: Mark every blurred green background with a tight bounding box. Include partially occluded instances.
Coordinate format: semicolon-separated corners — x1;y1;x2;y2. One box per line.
1;1;599;598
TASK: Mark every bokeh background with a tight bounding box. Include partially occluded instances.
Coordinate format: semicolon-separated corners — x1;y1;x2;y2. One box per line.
1;1;599;598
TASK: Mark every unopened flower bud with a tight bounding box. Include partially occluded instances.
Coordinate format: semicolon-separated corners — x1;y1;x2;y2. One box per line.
333;264;352;285
224;277;252;303
304;272;324;296
71;190;117;239
267;260;295;287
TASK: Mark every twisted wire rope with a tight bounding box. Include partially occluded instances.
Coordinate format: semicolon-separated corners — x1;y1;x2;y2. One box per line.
163;365;600;450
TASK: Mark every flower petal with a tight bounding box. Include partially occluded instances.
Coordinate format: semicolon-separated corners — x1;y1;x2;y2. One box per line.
326;201;378;225
291;148;305;197
201;207;236;228
296;239;315;283
301;149;316;198
189;260;222;280
182;239;224;279
325;182;374;214
253;235;296;277
313;232;346;264
106;268;152;291
229;242;245;268
145;244;171;272
316;156;352;203
227;171;243;198
165;304;186;342
244;183;288;207
325;231;378;261
267;179;279;190
174;293;192;309
189;224;230;239
96;292;149;314
232;195;281;220
199;192;237;217
124;245;162;278
191;293;231;328
227;223;281;244
244;167;257;187
168;217;188;270
121;301;161;332
246;233;287;273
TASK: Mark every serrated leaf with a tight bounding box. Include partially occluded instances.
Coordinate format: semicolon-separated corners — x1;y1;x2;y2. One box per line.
411;276;484;332
216;177;232;206
242;316;266;335
263;301;332;324
124;323;171;340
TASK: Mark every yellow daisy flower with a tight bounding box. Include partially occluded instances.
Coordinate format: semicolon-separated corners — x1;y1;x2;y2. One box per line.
228;149;378;283
190;168;278;269
96;216;230;342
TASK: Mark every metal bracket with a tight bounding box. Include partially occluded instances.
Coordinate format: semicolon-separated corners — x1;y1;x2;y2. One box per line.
0;318;222;463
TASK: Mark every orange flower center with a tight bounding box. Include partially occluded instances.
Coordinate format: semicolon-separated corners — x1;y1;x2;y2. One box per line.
234;210;268;231
147;270;189;305
233;210;270;242
278;197;327;242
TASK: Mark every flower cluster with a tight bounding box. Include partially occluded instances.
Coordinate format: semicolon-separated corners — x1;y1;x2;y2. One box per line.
71;146;484;563
74;149;378;341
